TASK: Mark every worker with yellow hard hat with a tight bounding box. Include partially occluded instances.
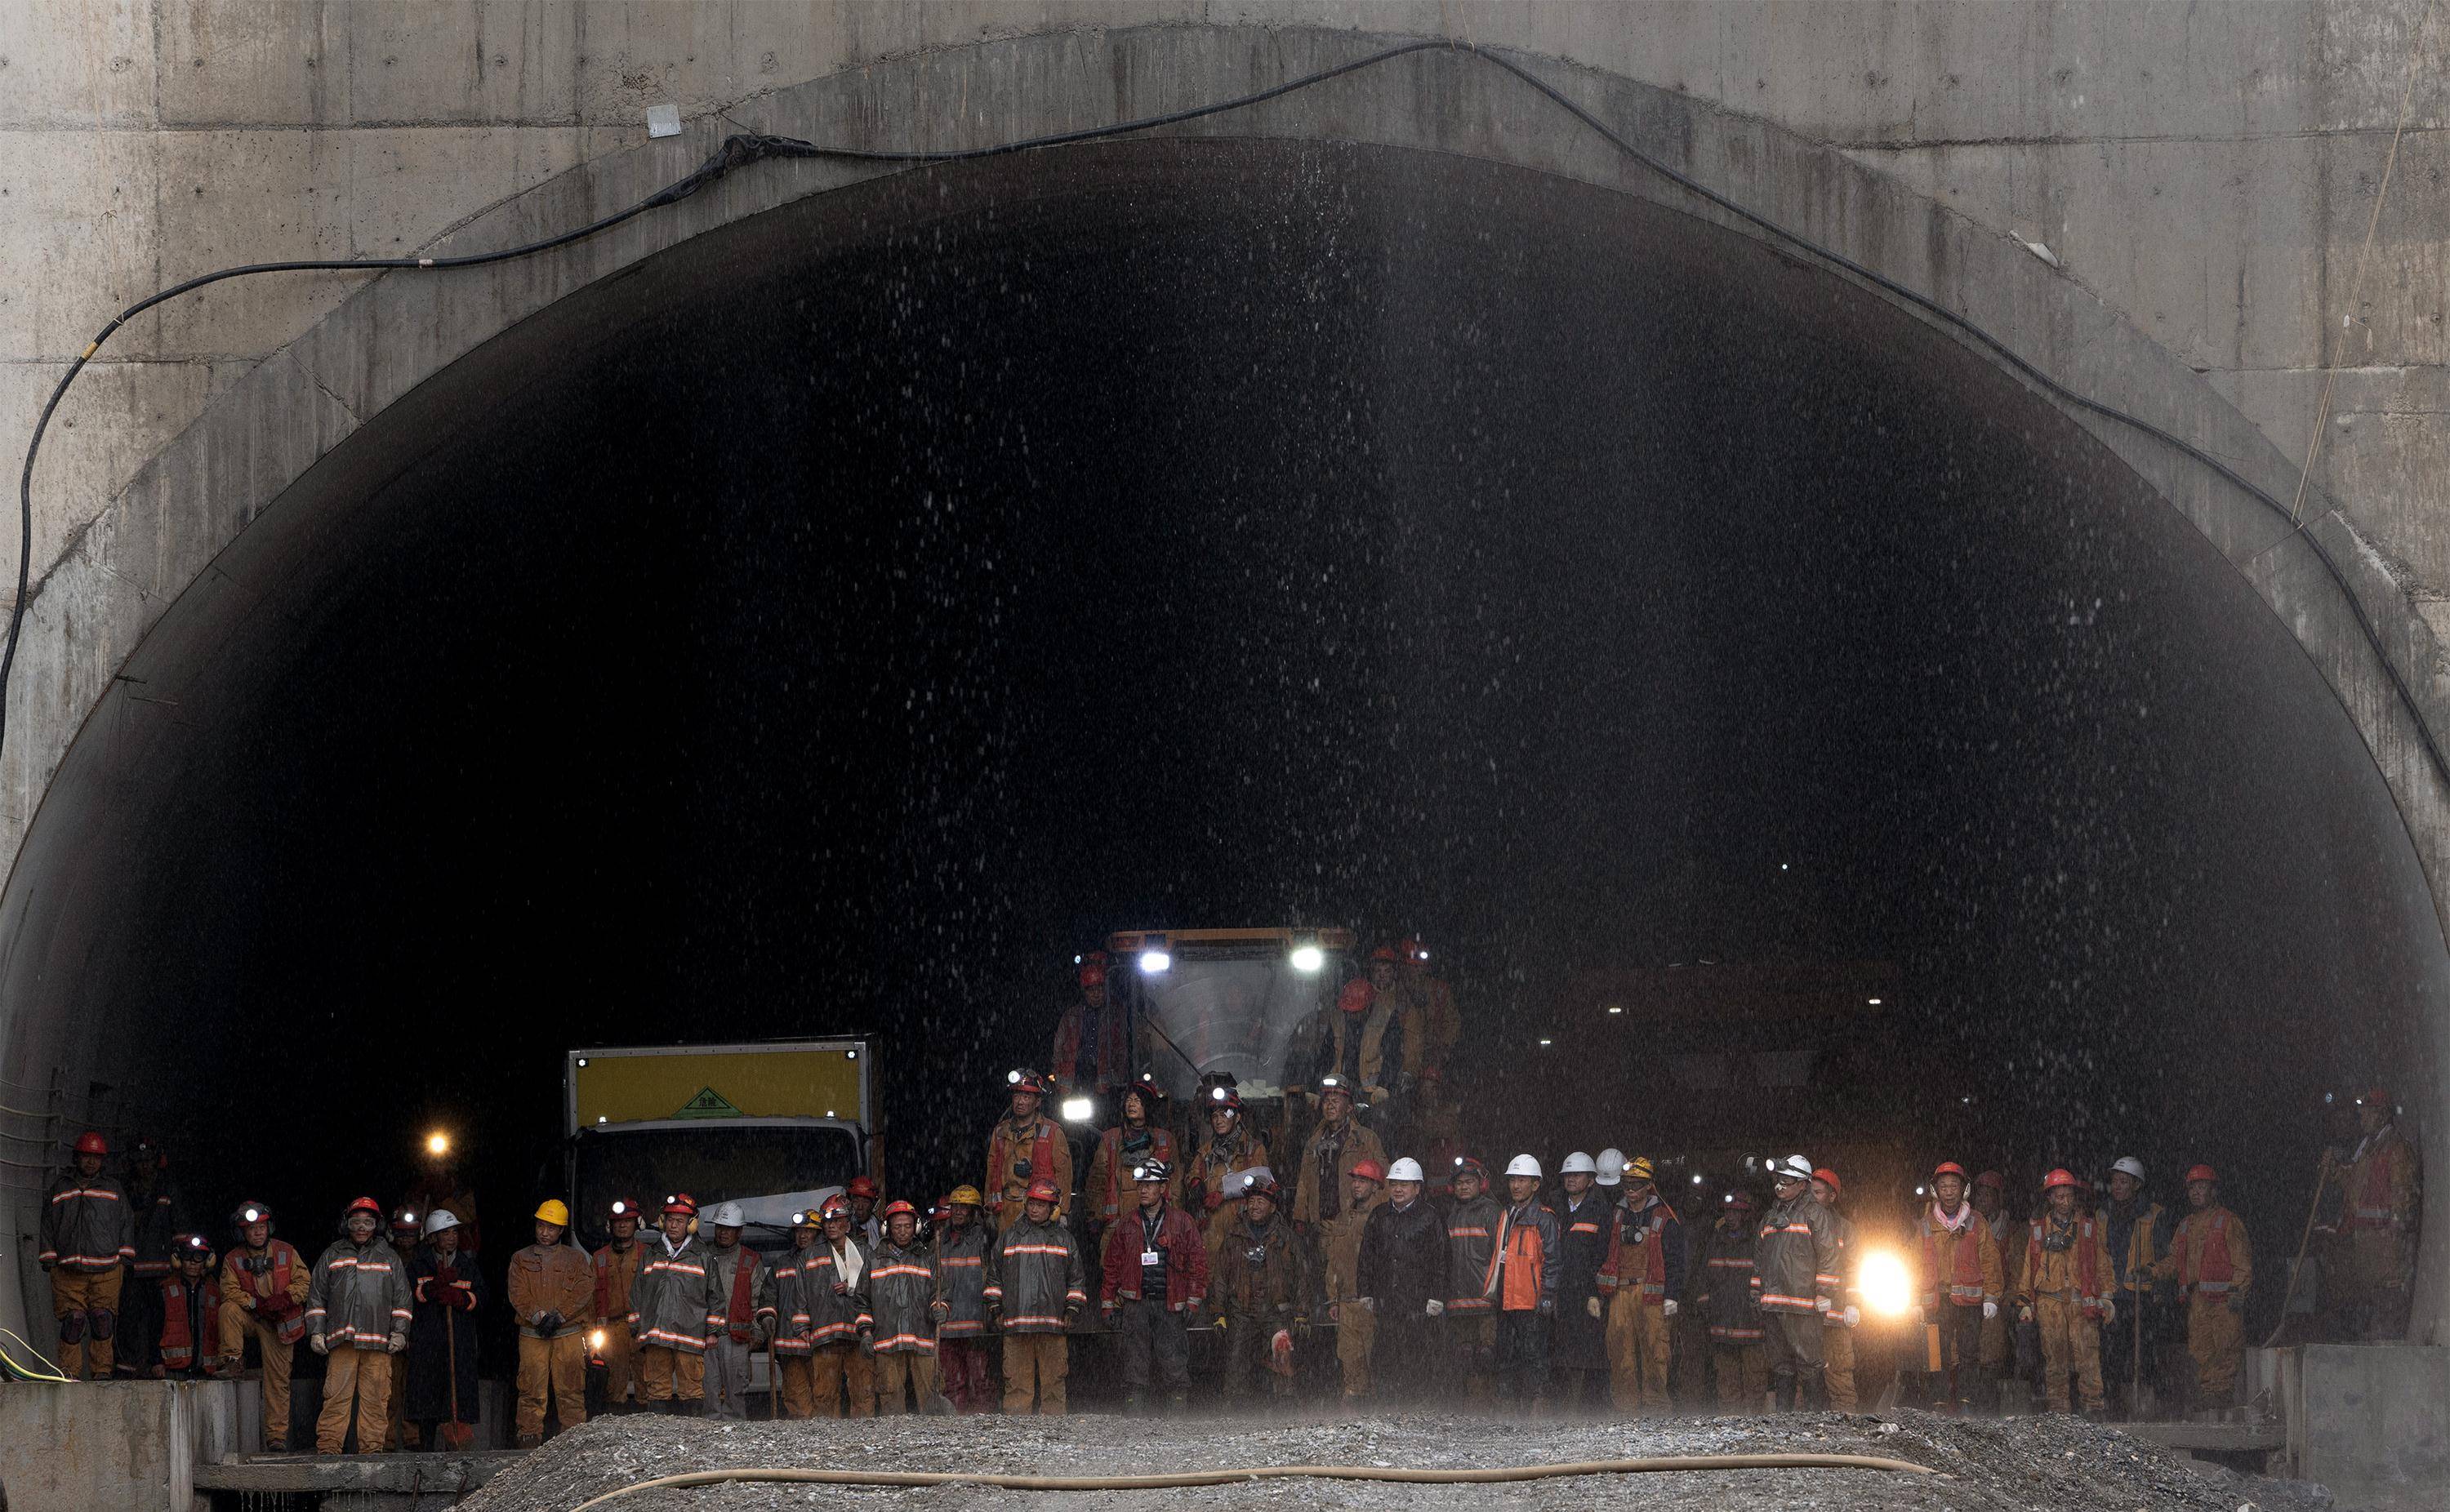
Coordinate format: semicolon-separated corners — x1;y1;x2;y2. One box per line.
506;1198;594;1447
932;1185;996;1412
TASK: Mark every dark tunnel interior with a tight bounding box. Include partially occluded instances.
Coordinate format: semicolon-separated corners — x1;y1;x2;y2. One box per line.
7;139;2439;1309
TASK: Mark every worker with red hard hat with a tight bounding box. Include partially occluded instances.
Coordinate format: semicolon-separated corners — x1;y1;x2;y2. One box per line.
845;1176;884;1251
1214;1167;1303;1407
1051;949;1139;1100
868;1201;939;1415
1185;1081;1271;1261
1808;1167;1863;1412
773;1197;873;1418
38;1130;136;1381
989;1177;1087;1414
984;1069;1075;1234
218;1199;310;1448
1316;1155;1388;1403
1293;1074;1387;1230
1913;1161;2005;1415
2153;1164;2253;1419
2014;1169;2117;1415
1307;956;1419;1115
626;1193;713;1412
305;1196;413;1453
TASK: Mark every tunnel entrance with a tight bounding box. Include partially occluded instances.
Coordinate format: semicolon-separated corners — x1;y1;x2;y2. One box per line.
3;139;2439;1337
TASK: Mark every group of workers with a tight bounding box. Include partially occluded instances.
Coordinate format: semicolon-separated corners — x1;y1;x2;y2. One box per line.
28;933;2421;1444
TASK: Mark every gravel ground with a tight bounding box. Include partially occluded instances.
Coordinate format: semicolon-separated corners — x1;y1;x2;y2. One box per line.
461;1410;2332;1512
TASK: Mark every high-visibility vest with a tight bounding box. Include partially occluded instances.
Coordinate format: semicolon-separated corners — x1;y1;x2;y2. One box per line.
158;1274;212;1369
1920;1215;1987;1306
2178;1211;2238;1292
2023;1216;2103;1306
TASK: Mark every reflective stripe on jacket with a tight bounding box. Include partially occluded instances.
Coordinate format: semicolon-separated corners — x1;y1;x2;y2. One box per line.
867;1240;938;1354
39;1175;134;1273
1597;1194;1686;1304
1445;1194;1500;1312
1487;1200;1560;1310
991;1216;1085;1333
773;1239;869;1352
628;1234;713;1354
931;1226;993;1337
1753;1196;1842;1314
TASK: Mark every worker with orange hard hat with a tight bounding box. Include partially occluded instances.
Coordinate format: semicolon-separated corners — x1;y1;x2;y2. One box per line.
2014;1169;2117;1415
1913;1161;2005;1415
305;1196;412;1453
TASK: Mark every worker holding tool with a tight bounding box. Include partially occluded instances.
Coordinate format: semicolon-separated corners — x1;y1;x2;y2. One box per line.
405;1210;483;1448
2100;1157;2169;1418
1213;1167;1303;1407
1913;1162;2004;1415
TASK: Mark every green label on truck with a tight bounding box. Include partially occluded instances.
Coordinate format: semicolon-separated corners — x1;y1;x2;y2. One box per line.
672;1086;743;1118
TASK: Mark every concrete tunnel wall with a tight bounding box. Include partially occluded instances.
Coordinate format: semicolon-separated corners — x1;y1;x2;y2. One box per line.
2;20;2446;1347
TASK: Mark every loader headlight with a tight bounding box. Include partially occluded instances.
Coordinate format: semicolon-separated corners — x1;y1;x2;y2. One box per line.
1060;1096;1095;1124
1860;1248;1914;1319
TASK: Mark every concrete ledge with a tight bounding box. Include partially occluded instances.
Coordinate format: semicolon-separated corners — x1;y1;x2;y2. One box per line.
194;1448;522;1493
0;1378;239;1512
2301;1342;2450;1512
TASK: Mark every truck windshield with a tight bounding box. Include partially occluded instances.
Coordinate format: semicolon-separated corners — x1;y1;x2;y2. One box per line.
1134;954;1333;1101
572;1125;859;1241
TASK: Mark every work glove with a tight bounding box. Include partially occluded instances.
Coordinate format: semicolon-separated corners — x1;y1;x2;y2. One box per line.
1062;1303;1082;1325
1982;1301;1998;1320
2100;1299;2117;1326
1814;1296;1831;1315
627;1317;644;1340
310;1332;329;1355
536;1310;563;1336
387;1331;408;1354
931;1300;950;1320
1662;1299;1679;1319
1585;1296;1601;1319
2018;1305;2035;1325
1536;1296;1554;1317
1204;1191;1223;1212
1424;1299;1444;1318
1327;1302;1339;1323
1840;1305;1859;1329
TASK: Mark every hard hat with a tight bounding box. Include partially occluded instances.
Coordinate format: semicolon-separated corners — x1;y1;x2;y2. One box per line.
2109;1156;2146;1182
1974;1169;2006;1190
1561;1151;1598;1176
1724;1191;1754;1211
74;1131;109;1157
946;1185;985;1208
707;1201;746;1228
1078;948;1110;970
344;1195;383;1218
2042;1168;2078;1192
2358;1086;2392;1108
1369;944;1401;964
1006;1068;1049;1096
534;1198;572;1227
174;1232;212;1260
424;1209;461;1238
820;1197;852;1221
1593;1148;1628;1187
1932;1161;1969;1181
1079;960;1108;989
1121;1071;1169;1102
1812;1167;1842;1196
608;1197;643;1221
1025;1179;1061;1205
236;1201;273;1225
1130;1159;1171;1185
662;1192;698;1216
2185;1164;2218;1185
880;1199;918;1219
1624;1155;1655;1185
131;1136;168;1170
1771;1155;1814;1183
1317;1074;1355;1099
1399;936;1428;962
791;1209;822;1230
1349;1158;1387;1183
1386;1157;1426;1183
1205;1084;1244;1113
1338;979;1375;1015
1453;1156;1488;1182
1504;1154;1542;1180
1234;1167;1281;1200
848;1176;881;1200
392;1206;422;1234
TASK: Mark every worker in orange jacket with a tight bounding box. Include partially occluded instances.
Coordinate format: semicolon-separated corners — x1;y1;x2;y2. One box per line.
590;1198;647;1412
2323;1087;2419;1341
1085;1074;1181;1243
1596;1155;1686;1413
2153;1164;2252;1419
1809;1167;1863;1411
2015;1169;2117;1415
1913;1161;2005;1414
984;1069;1075;1232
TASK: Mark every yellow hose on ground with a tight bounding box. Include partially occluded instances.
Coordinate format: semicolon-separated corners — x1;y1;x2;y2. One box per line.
568;1452;1936;1510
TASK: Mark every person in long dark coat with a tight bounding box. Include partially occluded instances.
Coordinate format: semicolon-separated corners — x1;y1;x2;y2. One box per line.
1551;1152;1615;1403
405;1210;485;1447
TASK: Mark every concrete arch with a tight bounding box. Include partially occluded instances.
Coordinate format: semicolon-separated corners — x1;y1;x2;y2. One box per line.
3;24;2443;1341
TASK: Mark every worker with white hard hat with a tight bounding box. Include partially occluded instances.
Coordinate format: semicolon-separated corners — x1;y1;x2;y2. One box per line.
699;1200;775;1420
1551;1151;1613;1403
1486;1154;1561;1405
1751;1154;1841;1411
1355;1155;1448;1400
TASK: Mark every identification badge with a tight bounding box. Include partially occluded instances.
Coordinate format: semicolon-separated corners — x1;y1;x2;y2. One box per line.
1142;1249;1161;1266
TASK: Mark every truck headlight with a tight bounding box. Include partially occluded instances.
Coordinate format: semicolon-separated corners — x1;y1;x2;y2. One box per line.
1289;945;1324;973
1859;1248;1913;1319
1060;1096;1095;1124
